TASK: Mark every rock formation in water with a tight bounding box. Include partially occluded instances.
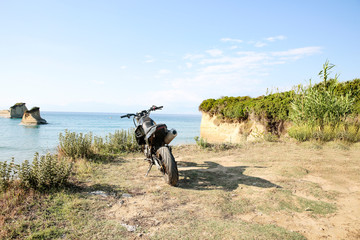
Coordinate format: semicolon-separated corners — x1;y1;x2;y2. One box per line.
10;103;28;118
21;107;47;125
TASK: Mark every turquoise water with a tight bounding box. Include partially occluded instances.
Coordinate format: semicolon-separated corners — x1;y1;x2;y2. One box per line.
0;112;201;163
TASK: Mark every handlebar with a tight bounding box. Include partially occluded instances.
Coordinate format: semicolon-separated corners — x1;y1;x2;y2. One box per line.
120;113;135;118
150;105;163;111
120;105;163;119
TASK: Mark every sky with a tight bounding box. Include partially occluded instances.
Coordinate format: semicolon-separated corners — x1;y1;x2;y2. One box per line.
0;0;359;114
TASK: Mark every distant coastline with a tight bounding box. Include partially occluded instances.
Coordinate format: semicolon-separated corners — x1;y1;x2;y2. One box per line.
0;110;10;118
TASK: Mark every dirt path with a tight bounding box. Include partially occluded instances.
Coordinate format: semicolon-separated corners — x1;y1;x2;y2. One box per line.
103;143;360;239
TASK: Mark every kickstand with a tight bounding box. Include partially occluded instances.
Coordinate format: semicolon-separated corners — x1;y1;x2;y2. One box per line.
145;163;153;177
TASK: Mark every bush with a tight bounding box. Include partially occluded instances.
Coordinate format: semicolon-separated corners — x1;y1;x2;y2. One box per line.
103;129;141;153
58;130;94;159
199;61;360;137
58;129;141;159
194;136;211;149
92;129;141;154
0;159;17;191
18;153;73;191
290;80;354;127
1;154;73;192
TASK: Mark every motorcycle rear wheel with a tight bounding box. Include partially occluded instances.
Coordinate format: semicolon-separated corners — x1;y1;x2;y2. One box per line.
157;147;178;186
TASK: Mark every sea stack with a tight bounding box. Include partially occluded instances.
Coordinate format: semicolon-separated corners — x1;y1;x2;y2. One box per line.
21;107;47;125
10;103;28;118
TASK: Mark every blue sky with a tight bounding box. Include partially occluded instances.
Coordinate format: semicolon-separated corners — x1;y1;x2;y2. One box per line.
1;0;359;114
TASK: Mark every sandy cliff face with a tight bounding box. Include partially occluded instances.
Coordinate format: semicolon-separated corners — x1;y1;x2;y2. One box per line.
200;113;266;143
200;113;290;143
0;110;10;118
21;107;47;125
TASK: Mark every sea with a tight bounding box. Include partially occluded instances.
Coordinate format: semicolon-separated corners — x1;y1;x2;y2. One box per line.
0;112;202;164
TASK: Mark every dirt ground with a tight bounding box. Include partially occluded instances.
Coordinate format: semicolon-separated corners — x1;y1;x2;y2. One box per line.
100;142;360;239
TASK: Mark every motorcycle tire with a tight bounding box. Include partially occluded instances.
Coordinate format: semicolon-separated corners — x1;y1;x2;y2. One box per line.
157;147;179;186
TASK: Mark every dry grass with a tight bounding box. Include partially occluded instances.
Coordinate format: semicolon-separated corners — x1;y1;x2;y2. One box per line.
1;142;360;239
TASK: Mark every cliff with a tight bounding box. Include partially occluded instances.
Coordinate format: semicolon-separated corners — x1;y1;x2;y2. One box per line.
0;110;10;118
21;107;47;125
200;112;291;143
10;103;28;118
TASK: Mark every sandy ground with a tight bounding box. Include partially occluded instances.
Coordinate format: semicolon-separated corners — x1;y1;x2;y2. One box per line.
103;142;360;239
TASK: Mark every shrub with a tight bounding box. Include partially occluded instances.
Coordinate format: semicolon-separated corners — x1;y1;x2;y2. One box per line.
198;60;360;139
58;129;141;159
1;154;73;192
290;80;354;127
19;153;73;191
105;129;140;153
93;129;141;154
58;130;94;159
194;136;211;149
0;159;17;191
290;61;355;128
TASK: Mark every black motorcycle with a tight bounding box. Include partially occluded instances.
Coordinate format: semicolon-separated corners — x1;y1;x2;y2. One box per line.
121;106;179;186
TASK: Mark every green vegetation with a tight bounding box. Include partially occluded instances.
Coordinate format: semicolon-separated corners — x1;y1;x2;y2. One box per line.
194;136;238;151
93;129;141;154
58;129;141;160
58;130;94;159
290;61;355;127
1;129;140;193
199;91;295;122
288;123;360;142
289;61;360;142
1;154;73;192
18;153;73;191
0;159;17;191
199;61;360;142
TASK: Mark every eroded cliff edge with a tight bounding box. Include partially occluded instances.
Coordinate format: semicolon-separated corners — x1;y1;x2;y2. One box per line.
200;112;291;143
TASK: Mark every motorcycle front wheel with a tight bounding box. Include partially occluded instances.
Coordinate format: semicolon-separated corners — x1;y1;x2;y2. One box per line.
157;147;179;186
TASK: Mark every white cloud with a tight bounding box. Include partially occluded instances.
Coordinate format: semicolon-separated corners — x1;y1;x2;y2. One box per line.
183;53;204;60
145;55;155;63
221;38;243;43
159;44;323;105
206;49;223;57
254;41;267;48
271;46;322;60
126;40;322;111
92;80;105;85
120;65;127;69
158;69;171;74
266;35;286;42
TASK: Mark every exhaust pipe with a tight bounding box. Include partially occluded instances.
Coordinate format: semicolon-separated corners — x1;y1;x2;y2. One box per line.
164;129;177;144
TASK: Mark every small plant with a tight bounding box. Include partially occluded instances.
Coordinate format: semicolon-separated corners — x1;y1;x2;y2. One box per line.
19;153;73;191
105;129;141;153
288;124;313;142
93;129;141;154
263;132;279;142
58;130;94;159
194;136;211;149
0;159;17;191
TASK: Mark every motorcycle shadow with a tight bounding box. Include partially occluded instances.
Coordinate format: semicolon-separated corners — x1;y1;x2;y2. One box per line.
178;161;281;191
